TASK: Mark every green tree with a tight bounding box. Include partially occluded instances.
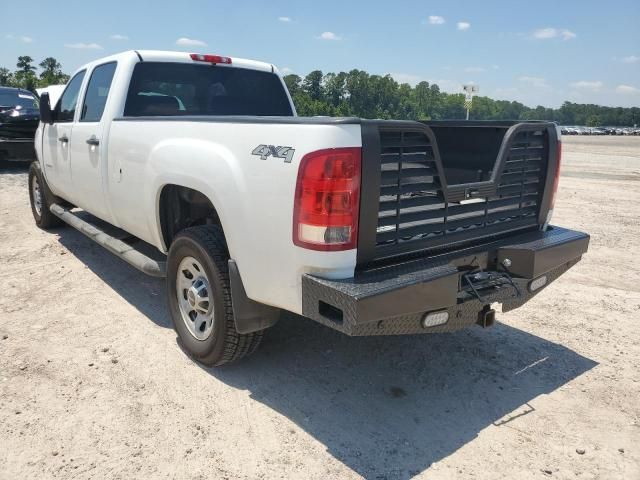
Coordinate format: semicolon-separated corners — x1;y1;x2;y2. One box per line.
302;70;324;101
396;83;417;119
14;56;38;91
283;74;302;97
323;72;347;107
0;67;15;86
278;67;638;125
16;56;36;74
39;57;69;87
344;69;373;117
586;114;601;127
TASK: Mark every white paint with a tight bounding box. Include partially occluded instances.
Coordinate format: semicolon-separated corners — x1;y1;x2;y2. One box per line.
35;50;360;315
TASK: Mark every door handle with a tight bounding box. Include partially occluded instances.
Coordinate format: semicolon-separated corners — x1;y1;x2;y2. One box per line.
86;136;100;146
58;136;68;143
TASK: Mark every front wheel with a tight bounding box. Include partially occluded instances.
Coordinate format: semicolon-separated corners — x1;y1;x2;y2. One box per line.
166;225;263;366
28;162;63;230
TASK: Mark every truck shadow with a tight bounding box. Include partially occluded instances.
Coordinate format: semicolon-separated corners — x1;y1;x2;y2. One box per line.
57;228;172;328
56;228;597;479
214;318;596;478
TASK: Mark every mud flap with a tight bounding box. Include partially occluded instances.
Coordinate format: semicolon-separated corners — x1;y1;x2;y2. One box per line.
228;259;280;334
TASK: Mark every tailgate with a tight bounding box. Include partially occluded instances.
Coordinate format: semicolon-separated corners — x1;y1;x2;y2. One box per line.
356;120;560;266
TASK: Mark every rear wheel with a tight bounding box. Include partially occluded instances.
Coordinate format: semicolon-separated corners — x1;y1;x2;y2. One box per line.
28;162;63;229
166;225;263;366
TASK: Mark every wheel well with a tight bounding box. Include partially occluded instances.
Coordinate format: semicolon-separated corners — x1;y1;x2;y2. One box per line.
159;185;221;248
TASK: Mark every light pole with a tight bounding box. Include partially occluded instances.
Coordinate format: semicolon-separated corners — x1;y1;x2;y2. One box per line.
463;84;479;120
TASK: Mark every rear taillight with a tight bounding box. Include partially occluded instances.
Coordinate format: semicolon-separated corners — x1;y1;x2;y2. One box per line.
544;139;562;229
190;53;232;64
293;147;361;251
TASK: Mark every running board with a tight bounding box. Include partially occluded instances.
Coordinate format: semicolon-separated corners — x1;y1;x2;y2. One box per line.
50;204;166;278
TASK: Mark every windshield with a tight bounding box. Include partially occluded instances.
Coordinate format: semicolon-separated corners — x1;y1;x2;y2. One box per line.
124;62;293;117
0;91;39;109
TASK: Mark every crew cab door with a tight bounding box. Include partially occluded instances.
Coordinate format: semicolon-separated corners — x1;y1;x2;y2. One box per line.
41;70;85;194
68;62;117;220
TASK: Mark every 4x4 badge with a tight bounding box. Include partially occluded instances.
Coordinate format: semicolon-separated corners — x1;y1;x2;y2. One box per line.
252;145;295;163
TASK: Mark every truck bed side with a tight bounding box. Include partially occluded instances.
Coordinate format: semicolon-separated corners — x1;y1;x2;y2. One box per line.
106;116;364;313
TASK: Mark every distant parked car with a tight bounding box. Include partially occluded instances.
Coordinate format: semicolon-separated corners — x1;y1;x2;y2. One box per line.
0;87;39;163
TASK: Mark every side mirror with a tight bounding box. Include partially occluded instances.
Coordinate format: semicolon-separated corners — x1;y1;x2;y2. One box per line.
39;92;53;124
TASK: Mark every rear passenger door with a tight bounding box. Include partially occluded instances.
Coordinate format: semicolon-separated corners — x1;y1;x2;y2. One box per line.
68;61;117;221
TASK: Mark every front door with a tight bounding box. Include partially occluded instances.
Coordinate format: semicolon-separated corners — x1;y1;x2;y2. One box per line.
41;70;85;195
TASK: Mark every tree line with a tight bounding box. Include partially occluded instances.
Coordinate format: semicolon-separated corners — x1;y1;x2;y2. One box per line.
284;71;639;126
0;56;70;92
1;56;637;126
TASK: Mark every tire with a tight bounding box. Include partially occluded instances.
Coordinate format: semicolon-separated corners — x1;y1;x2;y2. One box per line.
166;225;263;366
28;162;63;230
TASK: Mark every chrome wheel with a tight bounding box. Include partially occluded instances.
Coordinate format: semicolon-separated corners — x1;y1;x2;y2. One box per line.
32;175;42;217
176;256;214;340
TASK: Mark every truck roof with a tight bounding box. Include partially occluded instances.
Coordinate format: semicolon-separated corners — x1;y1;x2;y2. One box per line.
74;50;276;75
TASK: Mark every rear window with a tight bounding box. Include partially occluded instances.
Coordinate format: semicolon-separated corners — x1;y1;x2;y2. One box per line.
123;62;293;117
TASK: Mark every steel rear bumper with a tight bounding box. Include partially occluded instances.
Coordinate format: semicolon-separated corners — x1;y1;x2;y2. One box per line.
301;226;589;336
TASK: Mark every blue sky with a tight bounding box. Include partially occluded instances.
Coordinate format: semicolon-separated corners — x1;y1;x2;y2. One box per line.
2;0;639;107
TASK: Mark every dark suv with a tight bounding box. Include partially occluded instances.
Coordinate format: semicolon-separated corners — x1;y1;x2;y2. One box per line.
0;87;39;163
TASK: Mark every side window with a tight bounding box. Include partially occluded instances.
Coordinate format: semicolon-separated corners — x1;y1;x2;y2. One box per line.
81;62;117;122
56;70;86;122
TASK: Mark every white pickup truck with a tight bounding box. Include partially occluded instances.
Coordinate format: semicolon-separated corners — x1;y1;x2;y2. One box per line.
31;50;589;366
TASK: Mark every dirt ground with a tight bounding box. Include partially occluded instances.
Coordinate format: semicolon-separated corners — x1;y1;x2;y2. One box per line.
1;136;639;480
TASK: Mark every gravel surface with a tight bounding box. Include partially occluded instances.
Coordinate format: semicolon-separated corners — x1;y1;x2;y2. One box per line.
1;136;639;479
